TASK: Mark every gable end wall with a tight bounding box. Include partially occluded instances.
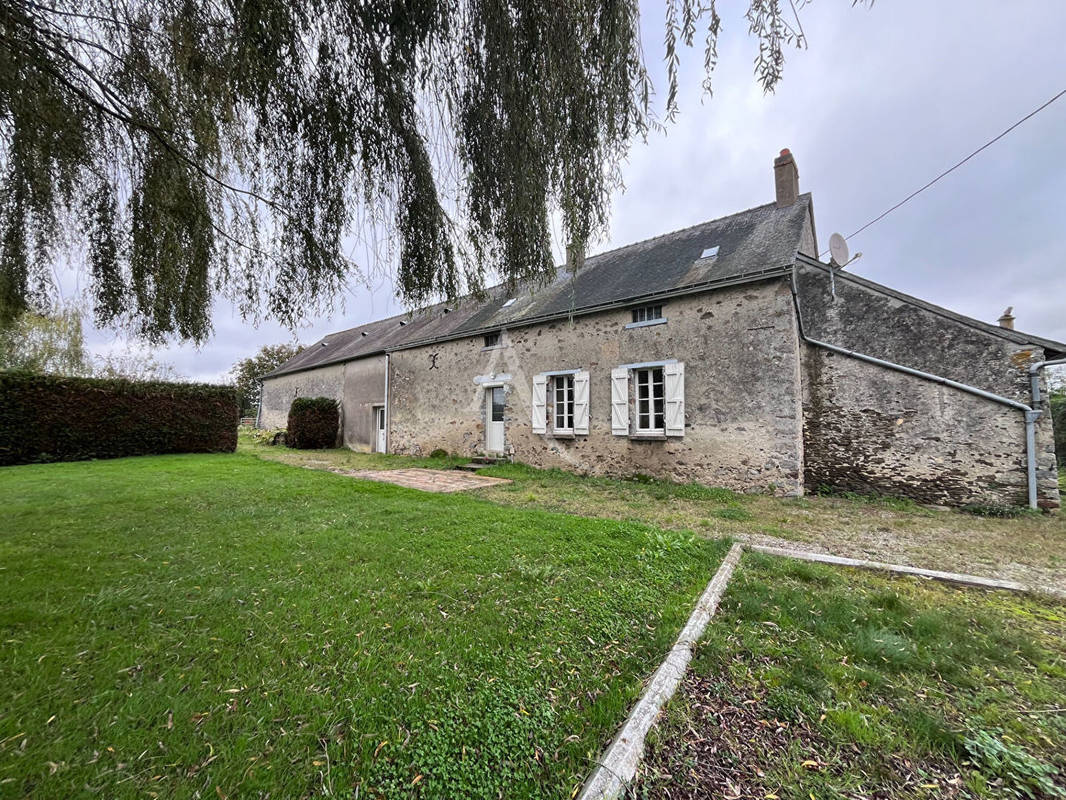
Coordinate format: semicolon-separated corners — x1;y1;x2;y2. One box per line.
796;263;1059;508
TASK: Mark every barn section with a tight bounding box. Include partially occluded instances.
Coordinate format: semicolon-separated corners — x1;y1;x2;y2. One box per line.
259;355;386;451
795;256;1062;508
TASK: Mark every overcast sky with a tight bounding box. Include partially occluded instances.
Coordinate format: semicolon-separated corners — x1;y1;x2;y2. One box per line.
85;0;1066;382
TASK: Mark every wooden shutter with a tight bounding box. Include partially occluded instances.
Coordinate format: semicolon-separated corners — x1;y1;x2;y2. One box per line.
610;367;629;436
531;374;547;434
664;362;685;437
573;370;590;434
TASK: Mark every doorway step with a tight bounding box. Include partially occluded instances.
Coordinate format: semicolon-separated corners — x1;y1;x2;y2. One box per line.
455;455;507;472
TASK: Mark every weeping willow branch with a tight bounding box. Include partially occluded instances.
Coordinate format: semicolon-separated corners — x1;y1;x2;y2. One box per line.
0;0;864;343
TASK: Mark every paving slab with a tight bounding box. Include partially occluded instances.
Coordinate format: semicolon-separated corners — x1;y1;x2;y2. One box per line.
340;467;512;493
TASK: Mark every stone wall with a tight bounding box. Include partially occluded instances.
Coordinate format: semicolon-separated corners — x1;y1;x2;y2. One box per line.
388;279;806;494
796;262;1059;508
259;355;386;451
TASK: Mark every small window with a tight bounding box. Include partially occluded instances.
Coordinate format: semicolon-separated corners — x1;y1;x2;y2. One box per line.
631;305;663;324
634;367;665;433
552;375;575;432
484;331;501;348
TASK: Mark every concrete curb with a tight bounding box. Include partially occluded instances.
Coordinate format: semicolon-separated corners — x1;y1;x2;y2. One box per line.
576;541;1065;800
577;542;744;800
747;544;1066;600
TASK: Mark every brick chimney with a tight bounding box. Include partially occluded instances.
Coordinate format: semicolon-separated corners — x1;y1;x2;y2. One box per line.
774;148;799;208
998;306;1015;330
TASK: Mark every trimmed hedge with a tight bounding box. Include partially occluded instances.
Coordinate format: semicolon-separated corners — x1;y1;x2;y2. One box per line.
286;397;340;449
0;371;238;466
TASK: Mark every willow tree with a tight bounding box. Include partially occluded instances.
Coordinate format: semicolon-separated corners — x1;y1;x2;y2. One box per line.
0;0;829;343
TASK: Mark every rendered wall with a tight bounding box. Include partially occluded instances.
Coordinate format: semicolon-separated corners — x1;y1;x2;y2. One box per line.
259;355;386;451
388;280;806;495
796;262;1059;508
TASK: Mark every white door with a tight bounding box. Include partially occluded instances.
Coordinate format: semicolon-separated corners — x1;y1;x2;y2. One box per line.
375;407;386;453
485;386;505;453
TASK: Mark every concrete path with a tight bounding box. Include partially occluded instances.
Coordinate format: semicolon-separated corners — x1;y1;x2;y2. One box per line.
343;467;512;493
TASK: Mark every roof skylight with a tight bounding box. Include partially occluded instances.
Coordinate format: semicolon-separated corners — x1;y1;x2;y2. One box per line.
700;245;720;259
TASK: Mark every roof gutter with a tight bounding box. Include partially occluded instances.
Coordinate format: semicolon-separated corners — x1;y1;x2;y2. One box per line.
790;264;1043;510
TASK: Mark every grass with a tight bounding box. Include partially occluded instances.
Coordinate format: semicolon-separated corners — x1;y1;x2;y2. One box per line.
471;464;1066;592
639;555;1066;799
244;440;1066;592
0;453;729;799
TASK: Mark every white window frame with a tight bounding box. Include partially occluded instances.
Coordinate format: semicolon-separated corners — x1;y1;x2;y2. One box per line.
552;374;575;433
634;367;665;434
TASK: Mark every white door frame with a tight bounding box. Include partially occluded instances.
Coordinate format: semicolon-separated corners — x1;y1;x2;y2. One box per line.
484;384;506;453
373;404;386;453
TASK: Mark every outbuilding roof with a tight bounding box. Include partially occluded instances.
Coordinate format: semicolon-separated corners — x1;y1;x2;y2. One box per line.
264;195;816;379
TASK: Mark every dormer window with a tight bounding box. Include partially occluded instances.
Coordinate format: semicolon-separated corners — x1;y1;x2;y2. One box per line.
483;331;501;348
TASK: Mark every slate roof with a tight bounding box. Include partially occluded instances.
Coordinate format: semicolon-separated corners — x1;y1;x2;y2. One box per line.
795;255;1066;359
264;195;815;378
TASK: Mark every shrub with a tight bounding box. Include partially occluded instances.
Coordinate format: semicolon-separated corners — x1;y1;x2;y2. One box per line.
961;503;1037;519
286;397;339;449
429;448;449;459
0;370;238;466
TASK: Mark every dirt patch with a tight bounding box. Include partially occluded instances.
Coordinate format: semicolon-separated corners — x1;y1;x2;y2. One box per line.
636;673;966;800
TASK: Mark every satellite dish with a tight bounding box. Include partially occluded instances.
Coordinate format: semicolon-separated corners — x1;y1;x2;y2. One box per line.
829;233;849;267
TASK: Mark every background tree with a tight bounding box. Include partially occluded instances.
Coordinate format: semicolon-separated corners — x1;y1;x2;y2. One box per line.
229;343;303;416
93;350;182;382
0;0;839;343
0;304;91;374
0;300;182;378
1050;370;1066;475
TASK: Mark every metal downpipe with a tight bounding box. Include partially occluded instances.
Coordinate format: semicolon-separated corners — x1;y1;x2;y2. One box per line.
1030;357;1066;405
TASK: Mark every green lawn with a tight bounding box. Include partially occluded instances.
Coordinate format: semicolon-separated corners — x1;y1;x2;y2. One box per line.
638;554;1066;798
0;453;728;799
243;439;1066;594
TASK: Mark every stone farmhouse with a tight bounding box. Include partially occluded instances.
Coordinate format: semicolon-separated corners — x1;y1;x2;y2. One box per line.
259;151;1064;510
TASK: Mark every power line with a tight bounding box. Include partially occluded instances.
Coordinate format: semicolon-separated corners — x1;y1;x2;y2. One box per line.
822;87;1066;256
